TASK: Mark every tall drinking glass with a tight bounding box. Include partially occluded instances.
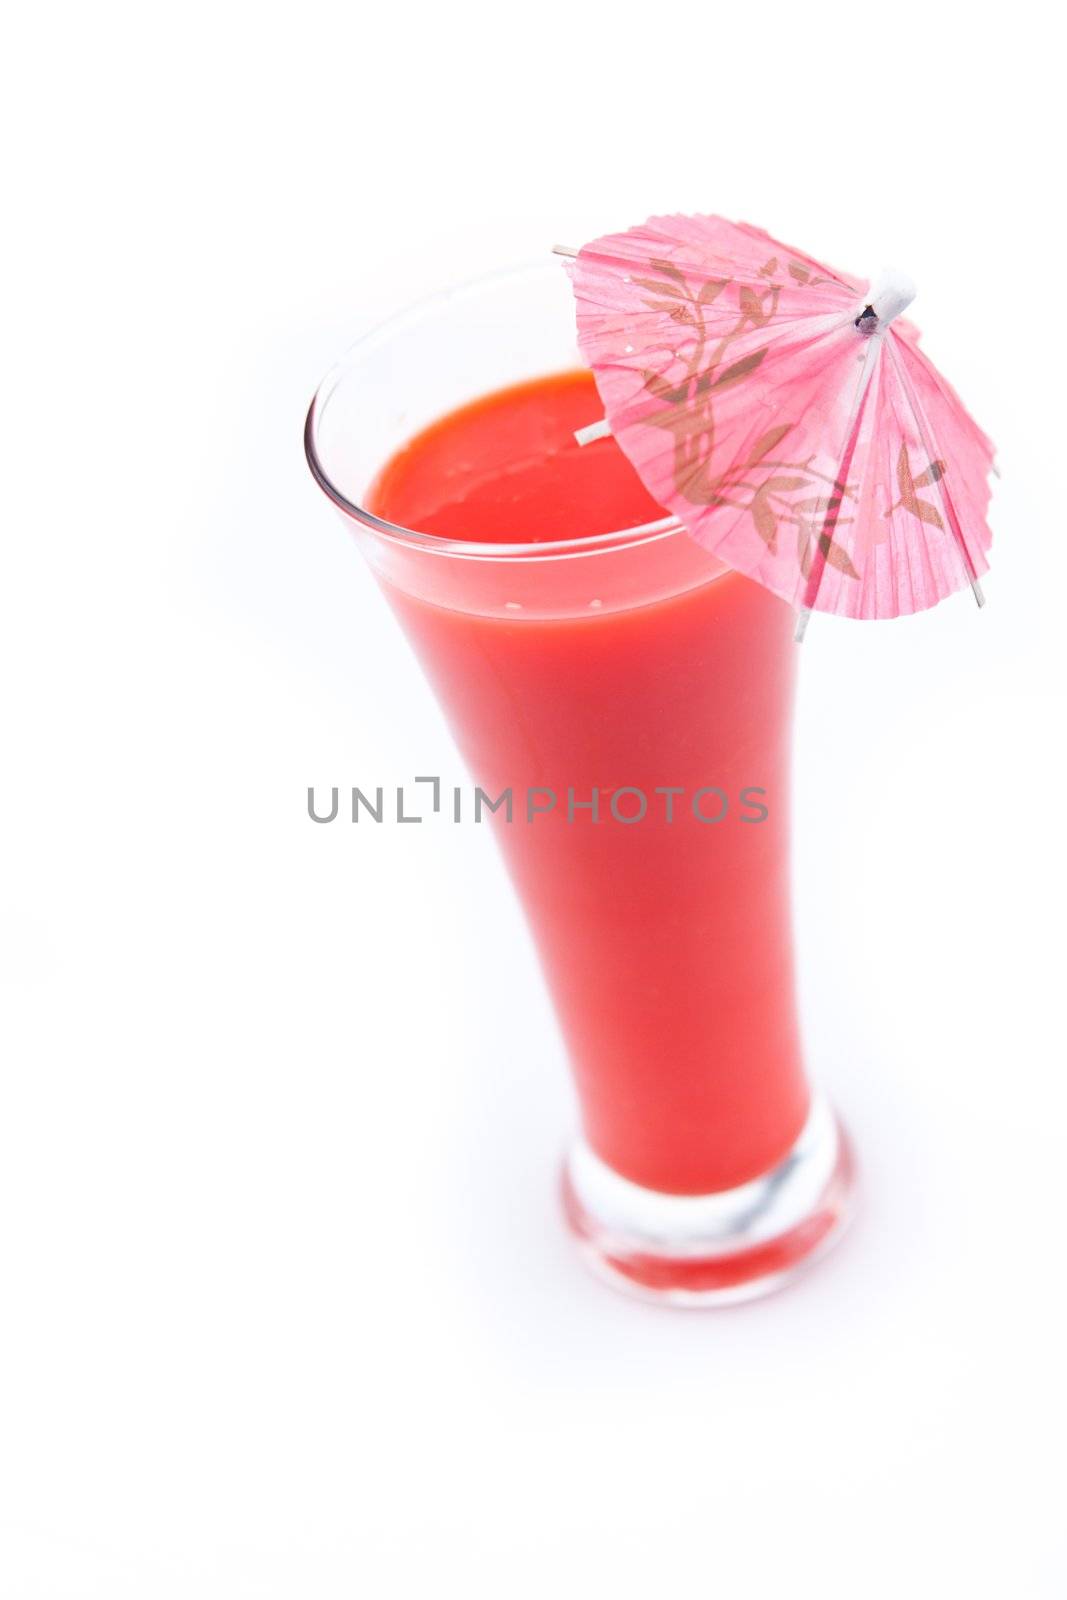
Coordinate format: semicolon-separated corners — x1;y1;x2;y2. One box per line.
305;263;854;1304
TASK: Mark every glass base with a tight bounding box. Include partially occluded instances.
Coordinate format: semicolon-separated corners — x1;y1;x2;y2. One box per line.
561;1098;856;1307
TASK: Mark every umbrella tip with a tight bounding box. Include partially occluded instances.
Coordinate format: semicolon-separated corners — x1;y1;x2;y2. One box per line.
866;268;917;329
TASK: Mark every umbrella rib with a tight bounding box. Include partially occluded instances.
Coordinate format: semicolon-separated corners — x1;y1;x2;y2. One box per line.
555;228;859;293
884;336;986;608
794;331;884;641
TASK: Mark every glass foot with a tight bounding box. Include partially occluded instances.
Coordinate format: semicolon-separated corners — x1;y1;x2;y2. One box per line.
561;1098;856;1306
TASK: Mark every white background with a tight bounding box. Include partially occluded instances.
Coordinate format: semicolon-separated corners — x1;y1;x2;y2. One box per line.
2;2;1065;1595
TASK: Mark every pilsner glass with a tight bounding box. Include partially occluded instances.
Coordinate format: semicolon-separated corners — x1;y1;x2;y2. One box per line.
305;263;854;1304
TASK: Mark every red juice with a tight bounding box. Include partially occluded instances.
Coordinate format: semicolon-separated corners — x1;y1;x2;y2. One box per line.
368;370;810;1196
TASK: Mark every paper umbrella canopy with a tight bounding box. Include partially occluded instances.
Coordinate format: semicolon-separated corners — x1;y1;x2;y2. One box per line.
562;215;996;629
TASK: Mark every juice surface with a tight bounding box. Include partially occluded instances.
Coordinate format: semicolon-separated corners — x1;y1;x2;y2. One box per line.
369;370;667;542
368;370;809;1195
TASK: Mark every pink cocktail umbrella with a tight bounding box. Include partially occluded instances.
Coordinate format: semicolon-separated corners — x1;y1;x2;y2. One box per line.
558;216;995;634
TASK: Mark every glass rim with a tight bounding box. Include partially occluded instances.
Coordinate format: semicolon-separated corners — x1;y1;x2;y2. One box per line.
303;260;686;562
